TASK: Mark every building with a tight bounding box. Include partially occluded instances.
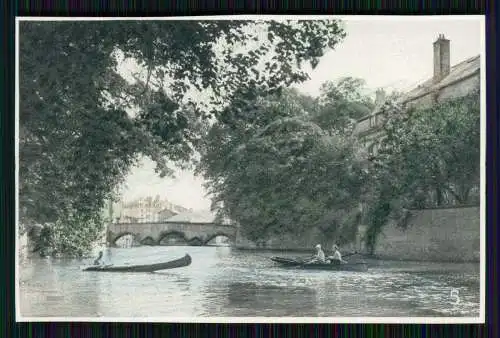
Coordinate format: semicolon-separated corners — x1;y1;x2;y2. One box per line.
354;34;480;154
166;210;232;225
116;195;189;223
157;208;178;221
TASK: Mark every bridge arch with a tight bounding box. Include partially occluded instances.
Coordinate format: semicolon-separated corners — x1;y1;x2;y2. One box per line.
107;221;238;247
157;230;190;245
112;232;138;244
203;232;236;245
187;236;204;246
140;236;156;246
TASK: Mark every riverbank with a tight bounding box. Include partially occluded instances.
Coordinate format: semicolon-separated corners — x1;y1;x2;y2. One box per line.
233;247;480;263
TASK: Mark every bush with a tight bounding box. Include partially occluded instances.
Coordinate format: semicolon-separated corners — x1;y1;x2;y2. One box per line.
49;214;105;257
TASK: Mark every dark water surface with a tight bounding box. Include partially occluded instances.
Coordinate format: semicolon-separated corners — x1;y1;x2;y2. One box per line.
19;246;480;318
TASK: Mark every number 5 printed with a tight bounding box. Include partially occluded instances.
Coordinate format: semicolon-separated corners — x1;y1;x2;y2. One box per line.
450;288;460;305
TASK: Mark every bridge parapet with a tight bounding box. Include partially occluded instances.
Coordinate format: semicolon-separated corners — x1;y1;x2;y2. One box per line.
107;221;238;246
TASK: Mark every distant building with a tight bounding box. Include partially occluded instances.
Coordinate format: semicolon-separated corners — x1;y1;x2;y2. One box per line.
115;195;189;223
157;208;178;221
354;34;480;155
166;210;231;225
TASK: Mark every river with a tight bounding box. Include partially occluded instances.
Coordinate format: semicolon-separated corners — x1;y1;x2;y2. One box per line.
18;246;480;319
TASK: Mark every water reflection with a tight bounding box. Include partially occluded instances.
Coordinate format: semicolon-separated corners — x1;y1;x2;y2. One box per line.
204;281;318;317
19;246;480;318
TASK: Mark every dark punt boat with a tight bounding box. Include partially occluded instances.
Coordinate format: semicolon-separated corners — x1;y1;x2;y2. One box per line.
270;256;369;272
82;254;192;273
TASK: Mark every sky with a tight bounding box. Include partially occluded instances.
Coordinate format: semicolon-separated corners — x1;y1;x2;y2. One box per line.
119;16;483;211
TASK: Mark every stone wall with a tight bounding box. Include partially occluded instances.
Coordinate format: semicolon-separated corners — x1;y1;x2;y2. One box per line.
236;206;480;262
373;206;480;262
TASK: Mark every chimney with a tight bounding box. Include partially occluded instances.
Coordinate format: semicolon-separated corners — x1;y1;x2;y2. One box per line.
433;34;450;83
375;88;386;106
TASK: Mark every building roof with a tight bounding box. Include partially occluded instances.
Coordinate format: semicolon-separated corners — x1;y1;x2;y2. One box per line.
166;210;232;224
401;55;480;103
353;54;480;137
158;208;177;215
166;210;218;223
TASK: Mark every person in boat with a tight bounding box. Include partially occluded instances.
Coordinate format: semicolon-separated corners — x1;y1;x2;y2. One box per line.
327;244;347;264
93;251;104;266
306;244;326;264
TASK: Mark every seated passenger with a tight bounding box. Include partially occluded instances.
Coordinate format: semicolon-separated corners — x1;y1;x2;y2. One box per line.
327;244;347;264
306;244;326;264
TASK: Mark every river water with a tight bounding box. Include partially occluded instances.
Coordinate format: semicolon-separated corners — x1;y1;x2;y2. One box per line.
18;246;480;319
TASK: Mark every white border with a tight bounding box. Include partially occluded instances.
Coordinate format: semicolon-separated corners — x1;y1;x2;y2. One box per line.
15;15;486;324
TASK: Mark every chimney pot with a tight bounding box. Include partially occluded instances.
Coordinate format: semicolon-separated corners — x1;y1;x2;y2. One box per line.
433;34;450;83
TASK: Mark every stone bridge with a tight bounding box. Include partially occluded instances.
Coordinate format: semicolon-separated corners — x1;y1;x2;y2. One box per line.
107;221;238;246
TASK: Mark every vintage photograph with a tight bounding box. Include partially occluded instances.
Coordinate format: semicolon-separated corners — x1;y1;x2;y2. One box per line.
16;16;484;322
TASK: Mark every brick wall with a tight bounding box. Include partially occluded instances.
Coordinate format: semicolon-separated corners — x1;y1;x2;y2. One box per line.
373;206;480;262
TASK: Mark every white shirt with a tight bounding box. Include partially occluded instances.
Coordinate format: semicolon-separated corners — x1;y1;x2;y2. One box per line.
331;250;342;261
316;249;325;262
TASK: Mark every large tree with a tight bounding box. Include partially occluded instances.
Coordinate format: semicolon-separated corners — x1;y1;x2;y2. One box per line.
19;20;346;255
363;90;481;252
199;90;366;243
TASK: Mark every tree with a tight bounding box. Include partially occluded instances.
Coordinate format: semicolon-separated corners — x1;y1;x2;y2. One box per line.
312;77;374;133
197;88;312;183
362;90;480;252
199;90;366;243
19;20;346;256
378;90;480;207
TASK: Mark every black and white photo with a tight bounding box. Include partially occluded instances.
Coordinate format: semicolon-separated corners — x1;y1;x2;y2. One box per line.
16;16;485;323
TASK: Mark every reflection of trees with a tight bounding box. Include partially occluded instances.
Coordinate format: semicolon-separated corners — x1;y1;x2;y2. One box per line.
200;280;318;317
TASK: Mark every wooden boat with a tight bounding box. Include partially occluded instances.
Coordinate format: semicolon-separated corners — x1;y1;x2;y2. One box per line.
270;256;369;272
82;254;192;272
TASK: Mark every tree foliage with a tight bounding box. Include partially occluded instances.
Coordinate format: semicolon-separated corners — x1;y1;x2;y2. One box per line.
377;90;480;207
199;90;366;243
363;90;481;252
19;20;346;256
312;77;374;133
